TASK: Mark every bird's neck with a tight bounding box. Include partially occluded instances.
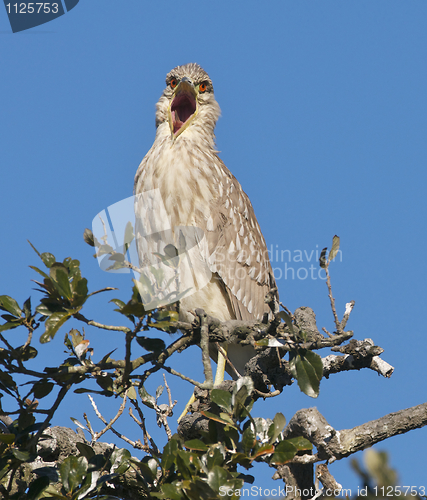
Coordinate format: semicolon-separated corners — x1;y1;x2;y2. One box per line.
136;123;220;227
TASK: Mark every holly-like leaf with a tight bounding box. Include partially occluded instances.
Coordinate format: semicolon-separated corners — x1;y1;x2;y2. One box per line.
270;440;297;464
32;380;54;399
279;310;294;333
83;228;95;247
26;476;50;500
329;235;340;262
289;349;323;398
210;389;232;413
286;436;312;451
40;252;56;268
40;312;71;343
0;295;22;318
136;336;165;352
60;455;88;493
11;448;30;461
139;385;156;409
319;247;328;269
267;412;286;444
251;443;275;459
162;437;179;471
184;439;208;452
49;264;72;300
241;427;256;455
0;434;15;445
123;221;134;253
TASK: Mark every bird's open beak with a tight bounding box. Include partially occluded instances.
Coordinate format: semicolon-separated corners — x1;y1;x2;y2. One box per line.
168;77;198;139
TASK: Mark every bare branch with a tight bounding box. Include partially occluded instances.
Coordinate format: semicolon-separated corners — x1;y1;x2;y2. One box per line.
283;403;427;464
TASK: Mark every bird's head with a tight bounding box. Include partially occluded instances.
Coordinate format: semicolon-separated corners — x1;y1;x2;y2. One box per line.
155;63;221;142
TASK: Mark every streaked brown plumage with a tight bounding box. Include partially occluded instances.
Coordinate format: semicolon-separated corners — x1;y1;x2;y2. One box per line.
134;63;278;379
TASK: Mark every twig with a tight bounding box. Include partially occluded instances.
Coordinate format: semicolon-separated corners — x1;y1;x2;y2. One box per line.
197;309;213;387
88;391;127;442
253;388;281;398
129;398;160;456
74;313;131;333
322;327;333;338
162;365;211;389
340;300;355;331
324;266;341;333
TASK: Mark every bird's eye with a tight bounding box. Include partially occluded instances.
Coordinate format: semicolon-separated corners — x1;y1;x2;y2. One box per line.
199;82;208;93
170;78;178;89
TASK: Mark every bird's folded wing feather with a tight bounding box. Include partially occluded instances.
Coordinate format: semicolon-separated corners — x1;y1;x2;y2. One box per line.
204;159;277;321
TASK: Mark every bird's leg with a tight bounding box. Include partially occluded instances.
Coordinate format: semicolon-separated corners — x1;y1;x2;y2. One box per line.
177;393;196;422
213;344;228;386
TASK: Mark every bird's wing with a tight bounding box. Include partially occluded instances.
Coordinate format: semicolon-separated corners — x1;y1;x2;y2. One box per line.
204;158;277;321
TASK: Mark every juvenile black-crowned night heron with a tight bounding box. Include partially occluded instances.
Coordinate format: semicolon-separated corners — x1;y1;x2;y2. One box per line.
134;63;278;390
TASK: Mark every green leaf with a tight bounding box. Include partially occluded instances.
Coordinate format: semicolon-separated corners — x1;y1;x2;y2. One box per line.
251;443;275;459
127;386;137;400
268;412;287;444
11;448;30;461
123;221;134;252
156;384;164;400
83;228;95;247
76;442;95;460
40;312;71;343
110;298;126;309
16;345;38;361
184;439;208;451
0;295;22;318
156;483;183;500
110;448;131;475
23;297;32;319
59;455;88;493
138;385;155;409
49;264;72;300
329;235;340;262
26;475;50;500
286;436;313;451
136;336;166;352
279;311;294;333
206;444;226;470
0;433;15;445
70;417;88;431
72;278;88;305
162;437;179;471
32;380;54;399
201;411;238;428
0;321;22;333
270;439;297;464
29;265;50;280
207;465;228;492
0;371;18;392
241;427;255;455
211;389;232;413
41;252;56;268
319;247;328;269
289;350;323;398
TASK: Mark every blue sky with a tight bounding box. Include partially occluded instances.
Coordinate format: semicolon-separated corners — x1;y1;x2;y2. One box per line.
1;0;426;494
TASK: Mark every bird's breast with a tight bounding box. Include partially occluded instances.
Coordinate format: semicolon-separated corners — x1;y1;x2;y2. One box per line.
136;137;221;229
